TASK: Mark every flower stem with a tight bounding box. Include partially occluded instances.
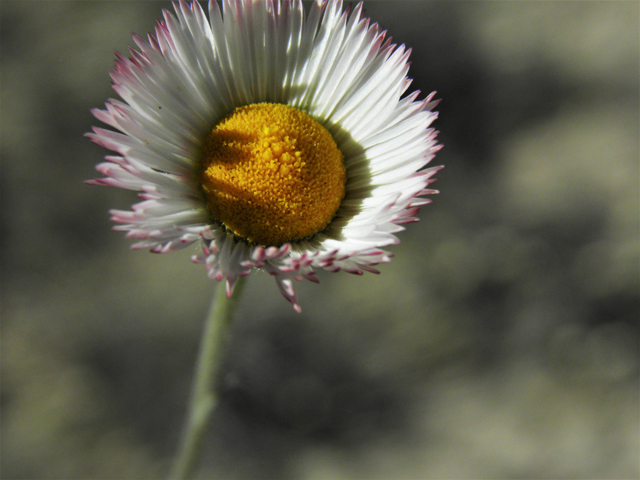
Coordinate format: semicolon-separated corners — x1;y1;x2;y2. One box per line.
168;277;246;480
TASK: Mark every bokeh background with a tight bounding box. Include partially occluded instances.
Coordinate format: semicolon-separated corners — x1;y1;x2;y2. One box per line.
2;1;638;478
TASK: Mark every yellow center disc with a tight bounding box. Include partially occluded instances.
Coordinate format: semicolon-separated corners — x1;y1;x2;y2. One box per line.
200;103;346;246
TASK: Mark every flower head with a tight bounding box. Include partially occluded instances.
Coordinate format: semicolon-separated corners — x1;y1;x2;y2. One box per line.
88;0;441;311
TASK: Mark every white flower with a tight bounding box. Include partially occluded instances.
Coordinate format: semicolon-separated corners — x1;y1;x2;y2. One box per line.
88;0;441;311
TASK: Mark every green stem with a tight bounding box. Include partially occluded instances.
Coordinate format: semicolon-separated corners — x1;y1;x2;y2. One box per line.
168;277;246;480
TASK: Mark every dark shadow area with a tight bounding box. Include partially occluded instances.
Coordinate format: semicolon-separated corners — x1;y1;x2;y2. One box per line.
204;314;415;479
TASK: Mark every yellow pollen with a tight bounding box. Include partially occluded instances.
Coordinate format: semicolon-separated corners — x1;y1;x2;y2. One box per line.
200;103;346;246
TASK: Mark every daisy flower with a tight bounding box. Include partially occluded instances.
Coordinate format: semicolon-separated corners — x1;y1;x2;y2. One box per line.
88;0;441;312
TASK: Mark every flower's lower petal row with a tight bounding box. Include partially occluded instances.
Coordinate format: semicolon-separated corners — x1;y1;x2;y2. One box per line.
107;195;209;252
273;277;302;313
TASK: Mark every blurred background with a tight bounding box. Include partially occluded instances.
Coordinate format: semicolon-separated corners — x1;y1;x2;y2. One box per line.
1;1;638;478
